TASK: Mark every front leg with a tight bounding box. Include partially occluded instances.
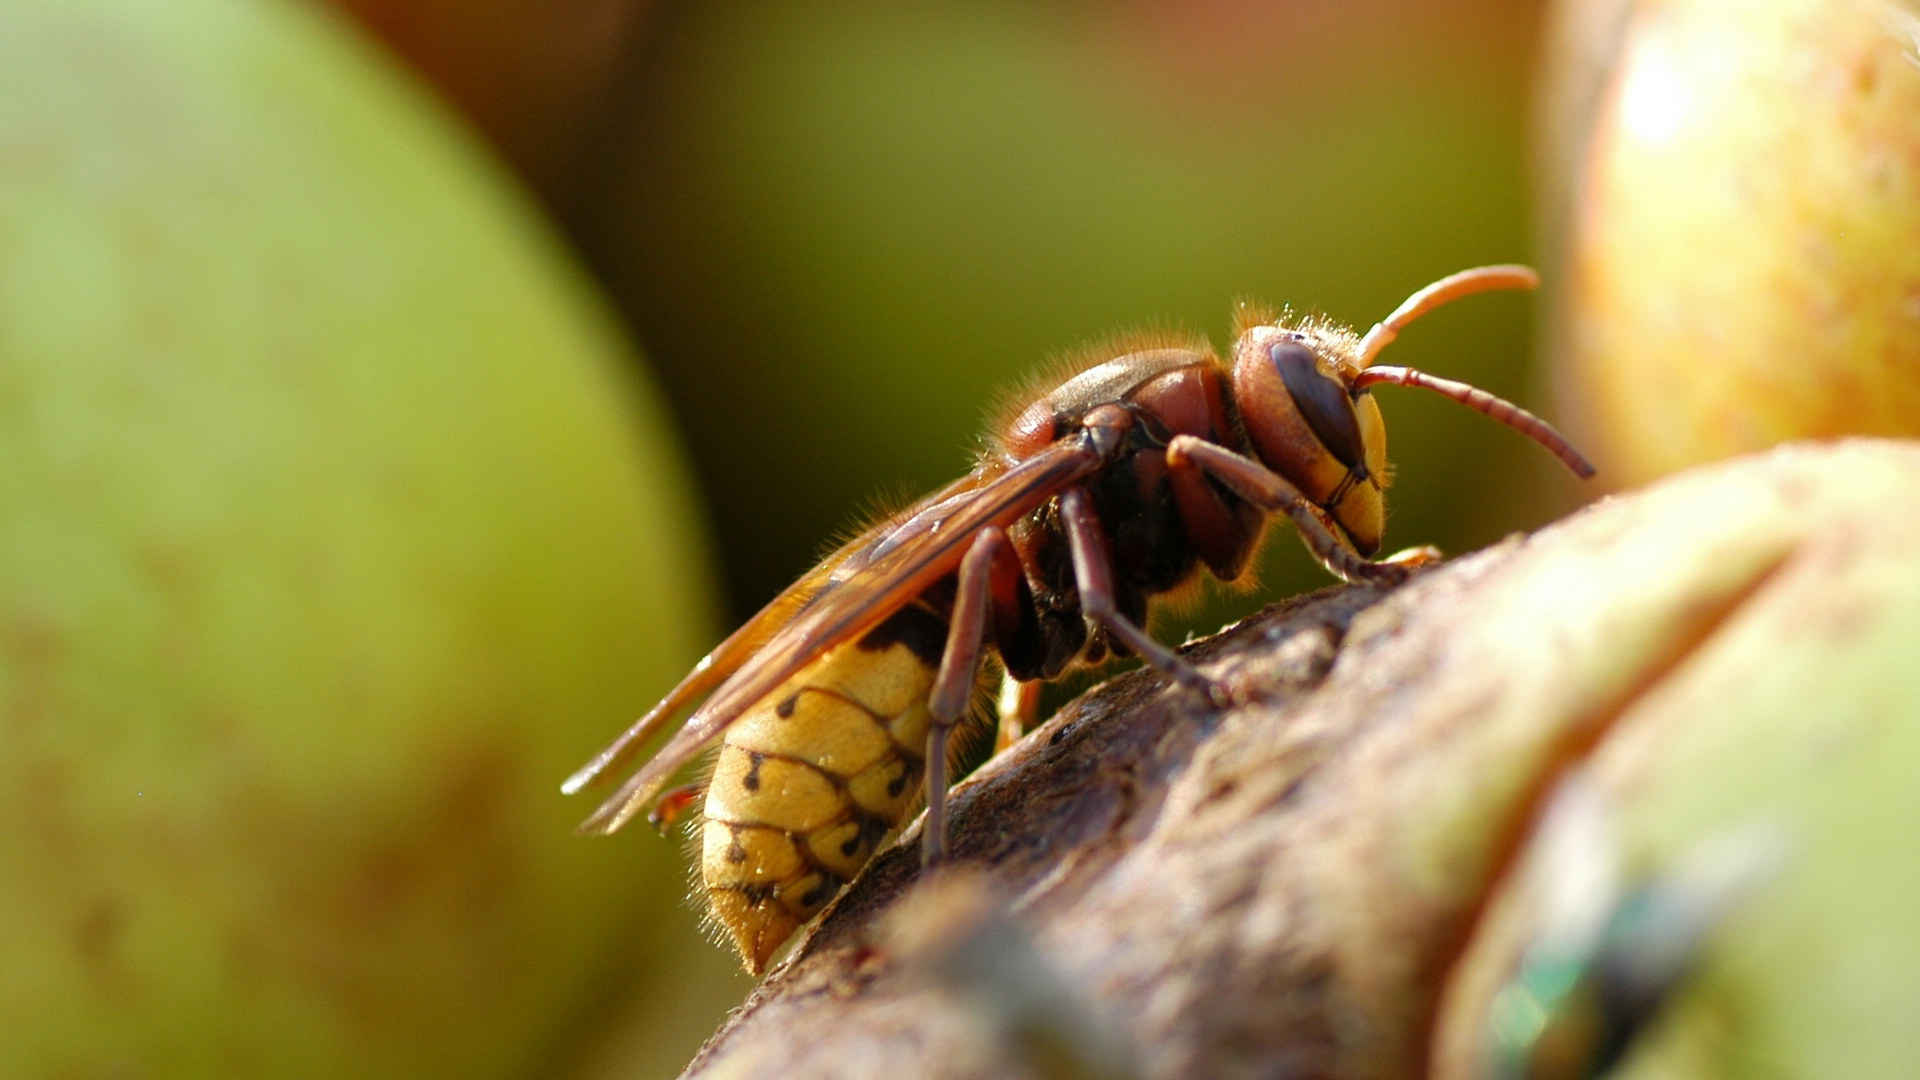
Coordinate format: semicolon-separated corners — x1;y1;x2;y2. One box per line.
1164;435;1415;586
1059;488;1227;707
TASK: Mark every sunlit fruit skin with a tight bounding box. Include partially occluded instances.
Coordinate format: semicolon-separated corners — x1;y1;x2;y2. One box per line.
1549;0;1920;486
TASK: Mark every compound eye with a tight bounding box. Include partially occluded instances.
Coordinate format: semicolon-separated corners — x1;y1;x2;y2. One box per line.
1271;342;1366;468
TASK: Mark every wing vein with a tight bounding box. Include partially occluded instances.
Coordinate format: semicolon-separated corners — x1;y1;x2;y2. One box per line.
574;436;1106;834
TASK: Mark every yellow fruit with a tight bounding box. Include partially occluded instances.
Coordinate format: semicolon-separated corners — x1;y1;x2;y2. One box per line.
0;1;718;1075
1542;0;1920;486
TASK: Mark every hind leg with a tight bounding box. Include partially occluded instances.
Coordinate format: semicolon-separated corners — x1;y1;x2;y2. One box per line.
994;674;1042;754
922;525;1022;867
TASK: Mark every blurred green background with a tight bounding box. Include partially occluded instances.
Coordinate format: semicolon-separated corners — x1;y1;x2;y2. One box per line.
1;0;1563;1075
566;0;1562;635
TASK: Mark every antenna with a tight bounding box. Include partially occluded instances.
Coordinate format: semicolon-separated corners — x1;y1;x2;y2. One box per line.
1355;264;1539;368
1351;265;1594;478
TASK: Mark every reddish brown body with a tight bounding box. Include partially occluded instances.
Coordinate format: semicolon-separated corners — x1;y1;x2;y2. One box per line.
565;265;1594;973
990;348;1259;680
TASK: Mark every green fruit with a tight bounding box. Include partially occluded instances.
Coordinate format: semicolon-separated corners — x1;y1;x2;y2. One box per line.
0;1;719;1075
1542;0;1920;487
1431;441;1920;1078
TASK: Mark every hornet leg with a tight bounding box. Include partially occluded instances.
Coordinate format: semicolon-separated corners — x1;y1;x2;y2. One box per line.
995;674;1042;754
1165;435;1415;586
922;525;1015;867
1060;487;1226;707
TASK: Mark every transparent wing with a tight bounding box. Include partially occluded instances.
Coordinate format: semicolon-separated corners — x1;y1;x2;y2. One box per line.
571;436;1104;834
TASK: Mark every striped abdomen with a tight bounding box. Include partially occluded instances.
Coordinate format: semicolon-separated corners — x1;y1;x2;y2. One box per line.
700;604;947;973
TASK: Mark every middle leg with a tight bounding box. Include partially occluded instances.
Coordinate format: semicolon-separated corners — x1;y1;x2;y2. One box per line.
1059;487;1226;707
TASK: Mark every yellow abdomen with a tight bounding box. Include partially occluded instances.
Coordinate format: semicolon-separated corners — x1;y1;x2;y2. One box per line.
700;605;945;973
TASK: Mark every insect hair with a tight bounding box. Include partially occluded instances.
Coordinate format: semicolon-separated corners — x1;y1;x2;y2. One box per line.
981;325;1217;459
